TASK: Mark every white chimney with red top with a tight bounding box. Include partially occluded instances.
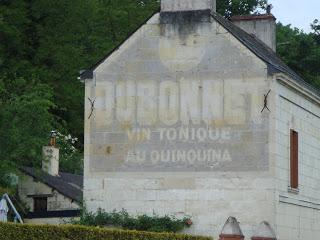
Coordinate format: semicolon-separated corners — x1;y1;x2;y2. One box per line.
42;131;59;176
231;13;277;52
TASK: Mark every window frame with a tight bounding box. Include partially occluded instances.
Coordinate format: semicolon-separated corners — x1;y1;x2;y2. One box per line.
290;129;299;190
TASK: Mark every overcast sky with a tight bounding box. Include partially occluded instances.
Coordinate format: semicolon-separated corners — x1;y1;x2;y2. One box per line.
268;0;319;33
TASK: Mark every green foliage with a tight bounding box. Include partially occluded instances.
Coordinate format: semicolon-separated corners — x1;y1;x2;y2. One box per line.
0;0;160;181
0;0;160;142
277;22;320;88
217;0;268;17
56;132;83;174
0;76;55;188
74;208;193;233
0;222;212;240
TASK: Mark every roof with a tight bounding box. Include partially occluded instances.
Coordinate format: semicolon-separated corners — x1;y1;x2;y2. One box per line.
80;10;320;97
211;12;320;97
79;8;160;79
22;167;83;203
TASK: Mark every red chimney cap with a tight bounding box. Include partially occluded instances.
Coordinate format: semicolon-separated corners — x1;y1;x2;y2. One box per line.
231;14;276;22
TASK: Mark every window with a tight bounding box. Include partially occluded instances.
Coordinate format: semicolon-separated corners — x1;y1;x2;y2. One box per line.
290;130;299;189
33;197;47;212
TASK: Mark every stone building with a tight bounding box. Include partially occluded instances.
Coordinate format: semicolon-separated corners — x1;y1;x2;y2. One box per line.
80;1;320;239
18;142;82;224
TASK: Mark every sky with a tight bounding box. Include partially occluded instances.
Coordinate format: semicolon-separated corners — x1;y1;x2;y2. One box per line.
268;0;319;33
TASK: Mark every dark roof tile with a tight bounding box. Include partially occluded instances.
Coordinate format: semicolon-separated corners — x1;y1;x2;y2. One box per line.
212;12;320;97
22;167;83;203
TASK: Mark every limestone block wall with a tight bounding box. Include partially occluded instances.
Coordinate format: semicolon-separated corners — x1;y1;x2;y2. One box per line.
18;174;80;212
24;217;80;225
274;78;320;240
84;174;275;237
84;13;276;239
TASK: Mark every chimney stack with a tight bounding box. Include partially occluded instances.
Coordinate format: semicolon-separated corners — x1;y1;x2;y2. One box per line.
231;14;277;52
161;0;216;13
42;131;59;176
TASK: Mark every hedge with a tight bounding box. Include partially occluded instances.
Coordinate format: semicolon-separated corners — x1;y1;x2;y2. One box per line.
0;223;213;240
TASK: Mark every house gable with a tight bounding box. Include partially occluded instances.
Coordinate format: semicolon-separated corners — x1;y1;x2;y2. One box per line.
82;6;320;239
86;12;271;173
91;12;267;80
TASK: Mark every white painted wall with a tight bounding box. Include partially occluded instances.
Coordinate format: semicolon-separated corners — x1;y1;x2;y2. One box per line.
84;13;277;239
83;11;320;240
274;78;320;240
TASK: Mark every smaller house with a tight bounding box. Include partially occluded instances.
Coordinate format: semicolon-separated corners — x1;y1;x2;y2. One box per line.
18;137;83;224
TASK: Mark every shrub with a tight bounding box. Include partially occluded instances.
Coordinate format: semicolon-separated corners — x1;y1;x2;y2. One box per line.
73;208;193;233
0;222;213;240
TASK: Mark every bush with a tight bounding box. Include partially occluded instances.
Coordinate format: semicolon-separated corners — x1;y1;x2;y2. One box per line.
73;208;193;233
0;223;213;240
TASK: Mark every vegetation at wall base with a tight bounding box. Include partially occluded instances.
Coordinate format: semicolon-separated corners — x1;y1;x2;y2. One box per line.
0;222;212;240
73;208;193;233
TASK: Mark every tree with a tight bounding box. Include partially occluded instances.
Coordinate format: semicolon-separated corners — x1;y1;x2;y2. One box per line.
0;76;55;188
217;0;268;17
277;22;320;88
0;0;160;187
1;0;160;143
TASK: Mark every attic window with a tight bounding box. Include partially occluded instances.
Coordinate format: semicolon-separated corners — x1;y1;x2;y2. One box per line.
290;130;299;190
33;197;47;212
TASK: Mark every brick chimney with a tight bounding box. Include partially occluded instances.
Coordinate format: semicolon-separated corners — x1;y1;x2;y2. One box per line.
42;131;59;176
161;0;216;13
231;14;277;52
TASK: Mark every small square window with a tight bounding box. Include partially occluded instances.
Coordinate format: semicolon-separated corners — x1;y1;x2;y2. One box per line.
33;197;47;212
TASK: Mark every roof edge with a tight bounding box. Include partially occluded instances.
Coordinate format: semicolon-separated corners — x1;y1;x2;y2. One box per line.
21;167;83;203
275;73;320;105
212;12;320;98
79;7;160;80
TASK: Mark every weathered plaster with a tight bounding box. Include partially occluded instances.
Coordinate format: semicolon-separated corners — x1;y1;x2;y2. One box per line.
84;13;276;239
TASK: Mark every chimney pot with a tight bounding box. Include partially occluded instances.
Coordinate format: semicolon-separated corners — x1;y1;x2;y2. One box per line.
50;130;57;147
43;131;59;176
266;4;273;15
